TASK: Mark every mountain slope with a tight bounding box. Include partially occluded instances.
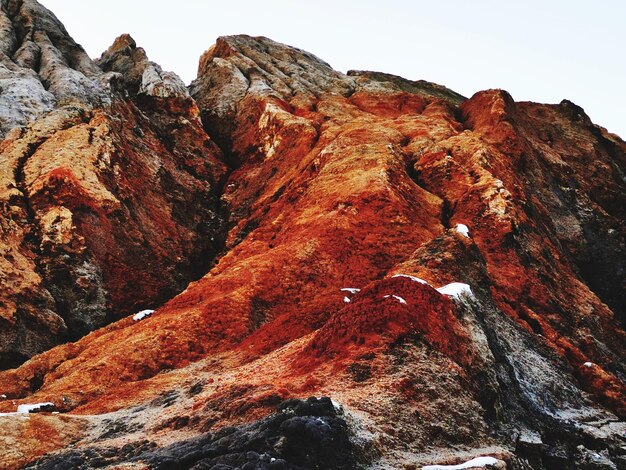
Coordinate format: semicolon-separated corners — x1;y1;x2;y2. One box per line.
0;2;625;469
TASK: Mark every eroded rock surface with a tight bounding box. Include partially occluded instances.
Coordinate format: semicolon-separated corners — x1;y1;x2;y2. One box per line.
0;0;227;367
0;4;624;470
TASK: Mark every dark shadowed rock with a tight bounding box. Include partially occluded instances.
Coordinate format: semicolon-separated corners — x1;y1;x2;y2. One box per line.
27;398;357;470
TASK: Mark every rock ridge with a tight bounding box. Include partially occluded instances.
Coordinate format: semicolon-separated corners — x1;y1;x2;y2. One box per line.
0;4;624;469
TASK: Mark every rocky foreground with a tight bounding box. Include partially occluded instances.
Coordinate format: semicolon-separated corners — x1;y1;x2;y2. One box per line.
0;1;625;469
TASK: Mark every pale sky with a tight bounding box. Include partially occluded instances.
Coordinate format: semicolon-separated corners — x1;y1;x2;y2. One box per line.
43;0;625;137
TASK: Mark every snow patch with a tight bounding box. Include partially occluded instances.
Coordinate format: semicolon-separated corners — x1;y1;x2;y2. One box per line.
584;362;593;368
383;295;407;304
343;296;351;303
341;288;360;294
422;456;499;470
393;295;407;304
392;274;430;285
392;274;474;301
436;282;473;299
0;394;6;399
133;309;155;321
455;223;470;238
16;402;54;414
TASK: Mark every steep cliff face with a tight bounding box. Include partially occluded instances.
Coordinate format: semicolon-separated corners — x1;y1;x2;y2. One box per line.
0;0;227;367
0;2;625;469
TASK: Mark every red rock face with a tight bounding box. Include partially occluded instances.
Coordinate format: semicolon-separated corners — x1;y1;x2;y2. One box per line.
0;7;624;470
296;276;474;372
0;2;227;367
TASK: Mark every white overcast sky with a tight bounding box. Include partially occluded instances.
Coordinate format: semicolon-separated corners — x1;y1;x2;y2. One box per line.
43;0;625;137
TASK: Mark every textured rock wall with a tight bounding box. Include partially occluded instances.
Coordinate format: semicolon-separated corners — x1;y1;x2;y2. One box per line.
0;4;624;470
0;0;227;367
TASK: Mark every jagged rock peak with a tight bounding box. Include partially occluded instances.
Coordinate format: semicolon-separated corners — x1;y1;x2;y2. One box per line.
197;34;349;93
0;1;227;370
189;34;464;151
190;34;355;142
97;32;189;99
0;0;111;137
0;0;192;138
1;0;97;77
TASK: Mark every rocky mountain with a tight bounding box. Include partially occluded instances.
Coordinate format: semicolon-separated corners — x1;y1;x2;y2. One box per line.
0;0;226;367
0;1;625;469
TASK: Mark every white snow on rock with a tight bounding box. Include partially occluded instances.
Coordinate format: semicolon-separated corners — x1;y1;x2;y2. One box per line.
392;274;474;301
392;295;407;304
341;288;360;294
383;295;407;304
392;274;430;285
133;309;155;321
343;296;351;303
455;223;470;238
0;394;6;399
584;362;593;368
436;282;474;299
422;456;499;470
16;402;54;414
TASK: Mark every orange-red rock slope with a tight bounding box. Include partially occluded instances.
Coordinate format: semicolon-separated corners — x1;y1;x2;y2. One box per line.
0;7;624;469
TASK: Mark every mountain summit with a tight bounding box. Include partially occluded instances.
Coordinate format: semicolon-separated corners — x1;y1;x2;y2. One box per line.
0;1;625;469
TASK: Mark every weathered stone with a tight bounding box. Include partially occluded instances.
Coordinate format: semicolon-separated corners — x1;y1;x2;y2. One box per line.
0;0;227;364
0;5;624;470
26;398;356;470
